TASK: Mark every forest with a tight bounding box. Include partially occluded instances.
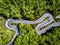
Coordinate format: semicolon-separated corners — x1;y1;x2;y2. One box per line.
0;0;60;45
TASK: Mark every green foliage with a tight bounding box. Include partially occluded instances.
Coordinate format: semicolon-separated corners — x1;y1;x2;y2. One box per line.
47;0;60;17
0;0;60;20
11;22;18;26
0;0;60;45
14;23;60;45
0;0;46;20
0;18;15;45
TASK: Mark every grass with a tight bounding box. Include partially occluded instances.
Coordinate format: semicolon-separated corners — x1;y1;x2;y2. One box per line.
40;21;54;30
11;22;18;26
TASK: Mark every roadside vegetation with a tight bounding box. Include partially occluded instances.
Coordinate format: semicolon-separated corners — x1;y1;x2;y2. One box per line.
40;21;54;30
0;0;47;20
0;0;60;20
0;0;60;45
14;23;60;45
0;18;15;45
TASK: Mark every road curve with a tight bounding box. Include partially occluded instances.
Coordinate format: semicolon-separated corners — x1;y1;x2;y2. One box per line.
5;12;60;45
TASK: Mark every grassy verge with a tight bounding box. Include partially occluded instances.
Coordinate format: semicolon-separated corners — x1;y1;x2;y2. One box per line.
40;21;54;30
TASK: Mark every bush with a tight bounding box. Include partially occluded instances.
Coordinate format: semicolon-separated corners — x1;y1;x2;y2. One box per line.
0;18;15;45
0;0;60;45
14;23;60;45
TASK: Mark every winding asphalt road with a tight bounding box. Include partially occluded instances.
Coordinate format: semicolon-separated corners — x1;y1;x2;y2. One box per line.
5;12;60;45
